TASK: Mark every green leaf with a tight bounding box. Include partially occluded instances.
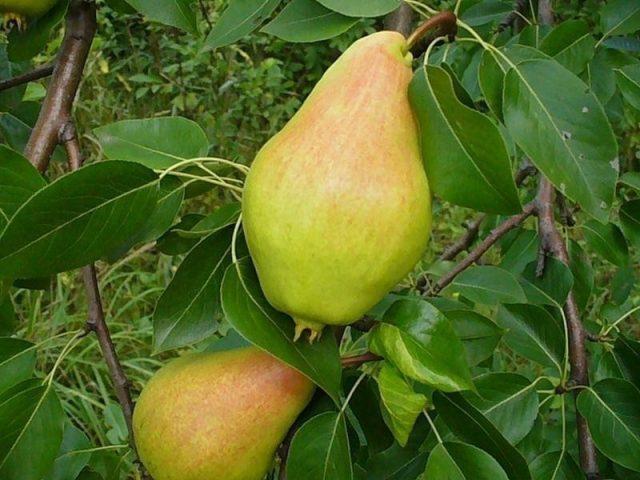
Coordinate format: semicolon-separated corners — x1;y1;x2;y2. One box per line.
0;338;36;394
124;0;198;34
520;258;574;307
94;117;209;169
465;373;538;444
0;113;32;154
423;442;509;480
499;229;539;275
0;146;46;231
604;36;640;53
611;266;635;305
615;64;640;111
460;0;512;27
107;175;185;259
433;392;532;480
0;161;158;279
221;258;342;402
153;227;234;352
568;240;593;312
503;58;618;222
316;0;400;17
409;66;520;214
374;363;427;447
539;20;595;74
446;266;527;305
479;45;549;120
43;423;92;480
204;0;282;49
576;378;640;472
582;220;629;267
588;48;639;105
441;310;504;366
0;295;16;336
600;0;640;40
369;298;474;392
0;380;65;480
176;202;241;238
286;411;352;480
0;46;26;113
156;213;204;255
7;1;68;62
614;336;640;390
497;304;565;373
621;172;640;191
529;451;582;480
261;0;359;43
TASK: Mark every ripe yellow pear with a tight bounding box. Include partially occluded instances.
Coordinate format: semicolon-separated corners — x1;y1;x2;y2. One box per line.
0;0;57;18
243;31;431;341
133;347;315;480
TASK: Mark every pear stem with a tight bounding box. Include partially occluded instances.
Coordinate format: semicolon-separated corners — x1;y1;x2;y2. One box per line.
405;11;457;51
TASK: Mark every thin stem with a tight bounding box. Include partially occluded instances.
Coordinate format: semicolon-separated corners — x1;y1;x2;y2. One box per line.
231;214;243;265
432;202;536;294
44;331;85;386
601;304;640;337
424;410;443;443
0;63;55;92
162;171;244;193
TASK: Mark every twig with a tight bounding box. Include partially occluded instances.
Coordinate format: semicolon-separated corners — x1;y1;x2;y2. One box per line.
432;202;536;294
341;352;383;368
439;215;486;262
436;163;537;263
0;64;55;92
82;265;137;442
536;178;600;478
60;113;150;480
25;0;97;172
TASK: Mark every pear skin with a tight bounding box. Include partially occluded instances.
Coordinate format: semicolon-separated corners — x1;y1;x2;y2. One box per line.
0;0;58;17
133;347;315;480
243;31;431;339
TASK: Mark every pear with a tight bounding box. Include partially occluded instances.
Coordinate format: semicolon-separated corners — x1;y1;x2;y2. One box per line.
133;347;315;480
0;0;57;18
243;31;431;340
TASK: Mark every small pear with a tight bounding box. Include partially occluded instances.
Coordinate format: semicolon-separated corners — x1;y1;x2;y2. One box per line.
133;347;315;480
0;0;58;18
0;0;57;28
243;31;431;340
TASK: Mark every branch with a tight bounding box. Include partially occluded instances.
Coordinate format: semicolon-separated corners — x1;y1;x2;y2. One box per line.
25;0;97;172
536;179;600;478
439;214;486;262
61;117;150;480
0;64;55;92
432;202;536;294
82;264;137;441
383;3;414;37
436;163;537;263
